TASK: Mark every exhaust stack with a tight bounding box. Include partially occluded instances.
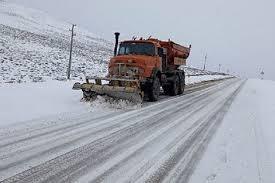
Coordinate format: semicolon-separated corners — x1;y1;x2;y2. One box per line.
114;32;120;56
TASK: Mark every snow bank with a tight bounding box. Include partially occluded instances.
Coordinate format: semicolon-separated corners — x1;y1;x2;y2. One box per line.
89;96;141;111
186;75;232;85
183;66;225;76
190;79;275;183
0;81;87;127
0;81;143;128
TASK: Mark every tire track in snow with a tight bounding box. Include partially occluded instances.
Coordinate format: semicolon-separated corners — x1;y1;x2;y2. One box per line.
0;79;229;180
0;79;241;182
94;80;243;183
0;79;224;160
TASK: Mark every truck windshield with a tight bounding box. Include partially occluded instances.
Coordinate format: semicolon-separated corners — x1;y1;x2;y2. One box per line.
118;42;155;56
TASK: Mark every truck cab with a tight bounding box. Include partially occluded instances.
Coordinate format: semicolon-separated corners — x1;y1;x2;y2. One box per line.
108;40;162;80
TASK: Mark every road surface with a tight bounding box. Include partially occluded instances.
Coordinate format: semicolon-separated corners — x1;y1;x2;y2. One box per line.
0;78;244;183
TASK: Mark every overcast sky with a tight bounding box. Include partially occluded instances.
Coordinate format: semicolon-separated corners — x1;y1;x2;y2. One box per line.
12;0;275;80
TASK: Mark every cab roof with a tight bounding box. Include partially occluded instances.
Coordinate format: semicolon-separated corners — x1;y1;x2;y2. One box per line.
121;38;161;47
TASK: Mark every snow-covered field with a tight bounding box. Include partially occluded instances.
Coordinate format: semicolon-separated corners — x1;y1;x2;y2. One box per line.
0;80;88;127
190;79;275;183
183;66;225;76
0;1;112;83
185;74;232;84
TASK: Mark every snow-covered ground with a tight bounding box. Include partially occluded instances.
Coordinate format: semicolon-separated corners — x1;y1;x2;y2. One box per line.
2;78;274;182
0;78;243;182
186;74;232;84
183;66;225;76
0;81;142;128
190;79;275;183
0;80;88;127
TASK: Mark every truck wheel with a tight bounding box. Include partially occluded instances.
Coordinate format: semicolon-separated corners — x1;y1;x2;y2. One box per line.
148;77;160;101
83;90;96;101
178;77;185;95
83;90;92;100
169;76;179;96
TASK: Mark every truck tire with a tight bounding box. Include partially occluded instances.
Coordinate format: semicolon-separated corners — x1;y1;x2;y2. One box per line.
178;76;185;95
83;90;92;100
169;76;179;96
83;90;96;101
148;77;160;101
178;82;185;94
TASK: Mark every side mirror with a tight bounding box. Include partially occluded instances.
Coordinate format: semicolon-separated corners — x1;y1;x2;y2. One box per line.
158;48;164;57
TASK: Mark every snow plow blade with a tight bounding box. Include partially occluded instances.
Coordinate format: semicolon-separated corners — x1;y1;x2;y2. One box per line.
73;77;143;103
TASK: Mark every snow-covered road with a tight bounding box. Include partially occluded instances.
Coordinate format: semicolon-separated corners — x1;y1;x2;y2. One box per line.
0;78;243;182
189;79;275;183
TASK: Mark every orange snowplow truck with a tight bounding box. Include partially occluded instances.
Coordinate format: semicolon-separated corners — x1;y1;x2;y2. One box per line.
73;33;191;103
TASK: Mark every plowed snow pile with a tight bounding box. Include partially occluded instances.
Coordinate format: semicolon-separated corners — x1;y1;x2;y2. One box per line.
0;80;142;127
89;96;142;111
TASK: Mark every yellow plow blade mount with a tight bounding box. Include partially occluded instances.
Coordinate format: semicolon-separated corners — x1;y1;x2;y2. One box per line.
73;77;143;103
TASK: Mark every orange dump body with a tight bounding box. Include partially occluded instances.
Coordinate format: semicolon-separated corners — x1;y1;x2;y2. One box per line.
159;40;191;70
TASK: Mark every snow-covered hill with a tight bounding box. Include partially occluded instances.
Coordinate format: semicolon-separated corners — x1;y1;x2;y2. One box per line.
0;1;229;84
0;1;112;83
183;66;226;76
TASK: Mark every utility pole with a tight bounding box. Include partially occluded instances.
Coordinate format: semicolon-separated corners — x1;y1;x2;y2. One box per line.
203;53;207;71
67;24;76;80
260;70;264;80
218;64;222;73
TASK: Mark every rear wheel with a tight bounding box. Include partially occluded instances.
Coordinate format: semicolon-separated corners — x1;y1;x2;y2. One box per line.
178;75;185;95
169;76;179;96
148;77;160;101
